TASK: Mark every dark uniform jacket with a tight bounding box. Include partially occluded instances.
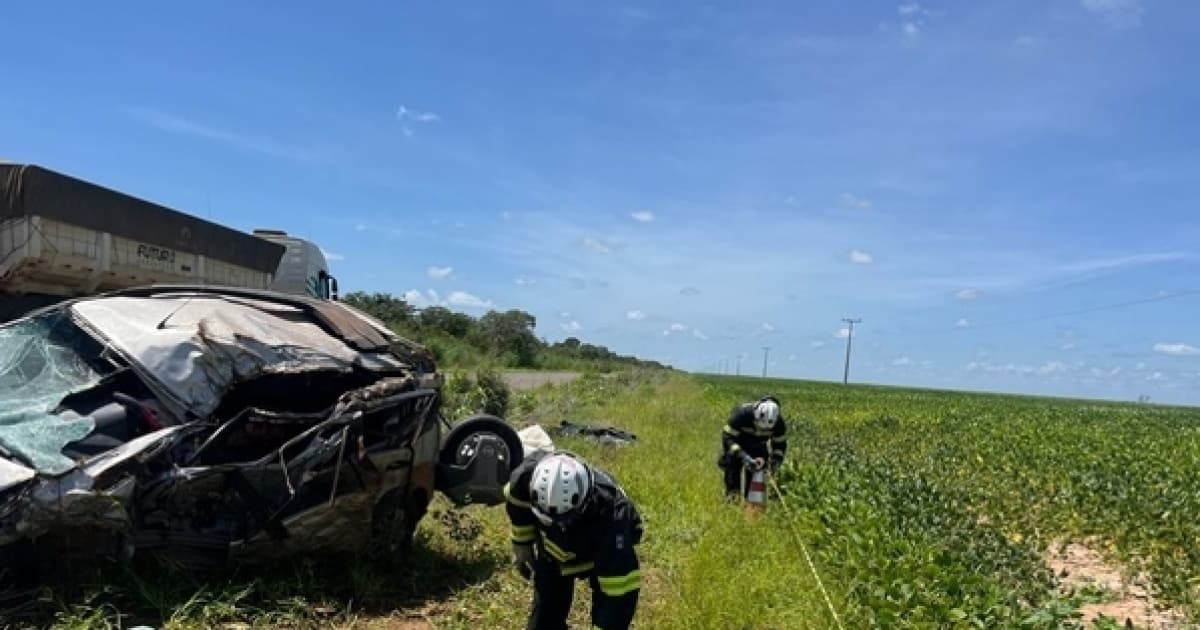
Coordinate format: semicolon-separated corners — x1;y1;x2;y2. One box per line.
721;397;789;465
504;451;644;628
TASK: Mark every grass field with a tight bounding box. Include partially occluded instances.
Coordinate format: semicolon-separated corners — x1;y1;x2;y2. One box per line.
12;370;1200;629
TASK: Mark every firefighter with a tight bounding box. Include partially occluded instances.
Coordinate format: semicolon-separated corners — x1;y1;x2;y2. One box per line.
718;395;788;500
504;450;644;630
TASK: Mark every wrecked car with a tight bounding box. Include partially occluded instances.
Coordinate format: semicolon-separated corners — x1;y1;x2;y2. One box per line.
0;285;523;578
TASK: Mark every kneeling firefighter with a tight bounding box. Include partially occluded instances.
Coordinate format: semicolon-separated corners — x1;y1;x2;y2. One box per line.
504;450;644;630
718;395;788;500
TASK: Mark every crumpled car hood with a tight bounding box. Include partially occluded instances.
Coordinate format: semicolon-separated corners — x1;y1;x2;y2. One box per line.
70;295;404;421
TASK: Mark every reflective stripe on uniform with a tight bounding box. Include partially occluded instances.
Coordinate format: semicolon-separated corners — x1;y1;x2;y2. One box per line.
511;524;536;544
543;537;575;562
561;561;595;576
504;482;531;508
772;436;787;444
597;570;641;596
722;424;738;436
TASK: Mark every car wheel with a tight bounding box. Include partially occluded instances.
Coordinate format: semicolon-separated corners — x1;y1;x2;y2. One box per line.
436;414;524;506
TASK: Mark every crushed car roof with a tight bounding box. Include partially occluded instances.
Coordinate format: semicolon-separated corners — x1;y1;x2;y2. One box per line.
68;289;411;421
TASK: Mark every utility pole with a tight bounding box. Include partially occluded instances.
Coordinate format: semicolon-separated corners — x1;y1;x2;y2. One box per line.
842;318;861;385
762;346;770;378
736;354;742;376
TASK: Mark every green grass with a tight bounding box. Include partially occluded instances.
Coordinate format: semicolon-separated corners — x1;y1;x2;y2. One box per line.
11;371;1200;628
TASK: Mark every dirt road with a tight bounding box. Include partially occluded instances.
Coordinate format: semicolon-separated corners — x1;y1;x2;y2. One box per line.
501;371;582;391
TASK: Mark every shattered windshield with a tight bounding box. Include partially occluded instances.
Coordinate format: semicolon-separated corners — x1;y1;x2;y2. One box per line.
0;313;105;474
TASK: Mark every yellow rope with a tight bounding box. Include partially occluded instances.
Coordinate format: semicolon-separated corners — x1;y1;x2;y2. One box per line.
767;475;846;630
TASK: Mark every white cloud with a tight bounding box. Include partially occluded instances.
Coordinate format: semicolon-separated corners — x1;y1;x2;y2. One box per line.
680;286;701;296
834;327;850;339
1038;361;1068;376
354;223;367;232
788;354;797;361
663;322;687;336
955;288;982;300
849;249;874;265
404;288;494;310
1061;342;1077;351
515;276;537;286
626;310;647;321
582;237;614;254
839;192;873;209
446;291;493;309
630;211;655;223
761;322;776;332
500;211;513;221
1147;371;1166;382
427;266;453;280
893;356;912;366
811;340;826;348
561;320;582;332
1081;0;1144;29
692;328;710;341
559;312;572;319
1154;342;1198;356
956;318;970;328
321;249;345;262
895;2;936;41
397;104;442;136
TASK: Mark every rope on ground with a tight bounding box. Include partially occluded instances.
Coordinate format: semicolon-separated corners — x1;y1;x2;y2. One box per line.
768;476;846;630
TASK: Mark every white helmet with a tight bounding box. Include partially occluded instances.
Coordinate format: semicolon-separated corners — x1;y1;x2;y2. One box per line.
753;398;781;431
529;453;593;528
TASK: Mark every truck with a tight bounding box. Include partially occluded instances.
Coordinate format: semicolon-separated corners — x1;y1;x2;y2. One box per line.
0;163;337;322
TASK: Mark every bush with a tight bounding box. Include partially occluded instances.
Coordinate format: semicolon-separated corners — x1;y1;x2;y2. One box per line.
442;368;511;420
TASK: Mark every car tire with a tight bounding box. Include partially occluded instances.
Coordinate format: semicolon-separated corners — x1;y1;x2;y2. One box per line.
438;414;524;472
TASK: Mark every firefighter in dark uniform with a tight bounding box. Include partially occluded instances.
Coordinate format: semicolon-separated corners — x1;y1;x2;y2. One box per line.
718;395;788;500
504;450;644;630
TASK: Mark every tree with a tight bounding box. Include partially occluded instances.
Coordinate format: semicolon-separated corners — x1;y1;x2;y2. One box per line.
418;306;475;338
343;292;414;327
475;309;541;367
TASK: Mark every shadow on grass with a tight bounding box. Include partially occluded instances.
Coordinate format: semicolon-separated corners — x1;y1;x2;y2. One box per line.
1;522;503;628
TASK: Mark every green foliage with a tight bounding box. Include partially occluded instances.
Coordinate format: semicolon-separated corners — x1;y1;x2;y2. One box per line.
442;368;511;419
704;375;1200;624
343;292;665;371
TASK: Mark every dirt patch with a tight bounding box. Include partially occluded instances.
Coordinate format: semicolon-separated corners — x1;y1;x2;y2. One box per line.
1046;540;1186;629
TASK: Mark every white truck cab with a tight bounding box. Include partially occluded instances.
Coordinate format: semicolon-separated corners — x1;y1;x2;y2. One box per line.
253;229;339;300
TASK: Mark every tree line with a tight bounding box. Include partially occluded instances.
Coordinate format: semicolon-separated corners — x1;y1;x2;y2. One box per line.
343;291;669;371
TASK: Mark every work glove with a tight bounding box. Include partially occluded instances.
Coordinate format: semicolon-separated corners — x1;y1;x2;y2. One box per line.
739;452;756;470
513;543;536;580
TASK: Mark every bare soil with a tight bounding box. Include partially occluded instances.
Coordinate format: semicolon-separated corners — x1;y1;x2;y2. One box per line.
1046;540;1187;629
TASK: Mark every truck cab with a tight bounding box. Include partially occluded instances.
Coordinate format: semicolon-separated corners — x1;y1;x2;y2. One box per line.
252;229;339;300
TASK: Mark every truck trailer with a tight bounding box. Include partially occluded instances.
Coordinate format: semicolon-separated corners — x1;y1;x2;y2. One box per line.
0;163;335;322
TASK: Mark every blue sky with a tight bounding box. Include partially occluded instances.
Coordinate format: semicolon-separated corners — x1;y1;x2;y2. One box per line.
4;0;1199;404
